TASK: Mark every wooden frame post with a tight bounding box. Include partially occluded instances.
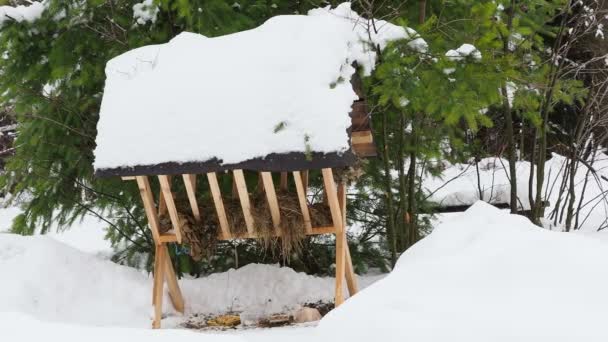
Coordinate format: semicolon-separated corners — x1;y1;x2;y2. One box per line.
134;176;185;329
338;182;359;296
322;168;346;306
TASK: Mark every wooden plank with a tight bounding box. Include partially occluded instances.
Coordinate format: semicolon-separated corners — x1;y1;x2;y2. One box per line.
159;234;178;243
136;176;162;245
121;176;136;181
310;226;337;234
152;244;166;329
207;172;231;239
301;170;309;192
158;189;168;217
322;168;346;306
293;171;312;234
351;131;373;145
338;182;358;297
182;174;201;222
158;175;183;244
233;169;255;235
261;172;281;234
280;172;288;190
214;226;336;240
163;245;184;313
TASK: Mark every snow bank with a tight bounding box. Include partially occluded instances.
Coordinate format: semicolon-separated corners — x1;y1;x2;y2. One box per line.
94;3;417;170
317;202;608;341
0;234;152;327
0;1;47;27
0;233;381;328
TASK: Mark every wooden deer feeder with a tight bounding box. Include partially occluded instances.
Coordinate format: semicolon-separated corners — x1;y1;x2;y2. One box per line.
92;7;399;328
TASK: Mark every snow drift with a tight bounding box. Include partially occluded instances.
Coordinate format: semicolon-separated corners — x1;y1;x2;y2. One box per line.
317;201;608;342
93;3;419;170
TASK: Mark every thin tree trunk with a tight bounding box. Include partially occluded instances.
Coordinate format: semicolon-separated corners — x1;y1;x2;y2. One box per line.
397;113;408;251
532;1;571;224
381;111;397;265
503;0;518;214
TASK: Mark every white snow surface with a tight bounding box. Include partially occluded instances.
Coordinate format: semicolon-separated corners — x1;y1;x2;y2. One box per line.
424;152;608;231
0;233;382;328
445;43;482;61
318;202;608;341
133;0;159;25
0;1;47;27
3;202;608;341
94;3;413;170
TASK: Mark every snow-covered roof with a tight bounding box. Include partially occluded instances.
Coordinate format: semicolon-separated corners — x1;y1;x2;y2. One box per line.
93;3;412;176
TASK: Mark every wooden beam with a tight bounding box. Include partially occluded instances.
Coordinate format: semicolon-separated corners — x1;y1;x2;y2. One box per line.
301;170;309;192
158;189;168;217
233;169;255;235
207;172;231;239
280;172;288;190
159;234;178;243
261;172;281;234
182;174;201;222
121;176;136;181
338;182;358;297
152;244;166;329
136;176;162;245
163;245;184;313
293;171;312;234
322;168;346;306
158;175;183;244
351;130;373;144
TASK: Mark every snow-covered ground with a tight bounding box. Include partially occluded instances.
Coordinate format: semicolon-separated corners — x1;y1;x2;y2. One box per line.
425;152;608;231
2;202;608;341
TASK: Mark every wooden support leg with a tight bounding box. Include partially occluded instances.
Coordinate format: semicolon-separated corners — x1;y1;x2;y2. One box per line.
338;182;359;297
152;243;166;329
322;168;346;307
163;245;184;313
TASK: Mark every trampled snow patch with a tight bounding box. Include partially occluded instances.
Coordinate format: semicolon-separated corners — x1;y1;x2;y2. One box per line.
317;202;608;341
94;3;419;170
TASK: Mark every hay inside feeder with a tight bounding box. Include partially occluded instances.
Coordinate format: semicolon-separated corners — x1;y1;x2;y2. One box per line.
161;191;332;261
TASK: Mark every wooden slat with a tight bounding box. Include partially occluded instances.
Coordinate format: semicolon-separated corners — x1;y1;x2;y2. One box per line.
207;172;231;239
152;244;166;329
338;182;359;297
158;175;183;244
261;172;281;234
135;176;162;245
351;131;373;145
159;234;178;243
121;176;136;181
310;226;337;234
233;169;255;235
293;171;313;234
182;174;201;222
301;170;309;192
214;226;336;240
280;172;288;190
158;189;168;217
322;168;346;306
163;244;184;313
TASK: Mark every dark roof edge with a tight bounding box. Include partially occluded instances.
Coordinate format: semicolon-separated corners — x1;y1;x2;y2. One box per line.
95;151;358;178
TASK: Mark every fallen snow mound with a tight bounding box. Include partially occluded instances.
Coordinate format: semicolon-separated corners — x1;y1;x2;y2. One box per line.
317;201;608;342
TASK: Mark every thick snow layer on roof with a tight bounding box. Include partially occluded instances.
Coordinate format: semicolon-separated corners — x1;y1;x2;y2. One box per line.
0;1;47;27
94;3;414;171
318;202;608;341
